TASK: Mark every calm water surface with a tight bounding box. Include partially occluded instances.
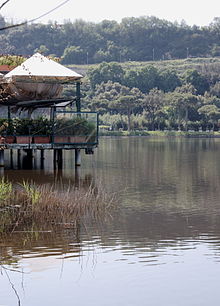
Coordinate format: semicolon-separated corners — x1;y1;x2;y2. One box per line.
1;137;220;305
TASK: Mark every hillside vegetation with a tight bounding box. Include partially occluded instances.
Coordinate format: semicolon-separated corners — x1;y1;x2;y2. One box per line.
1;14;220;64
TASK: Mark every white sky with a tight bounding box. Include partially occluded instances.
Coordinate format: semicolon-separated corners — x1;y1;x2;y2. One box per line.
1;0;220;26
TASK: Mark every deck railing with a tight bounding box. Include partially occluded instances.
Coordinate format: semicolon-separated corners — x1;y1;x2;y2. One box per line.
1;111;99;146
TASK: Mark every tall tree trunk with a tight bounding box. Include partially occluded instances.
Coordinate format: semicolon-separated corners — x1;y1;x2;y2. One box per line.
120;114;124;130
185;106;188;131
127;109;131;132
178;108;181;131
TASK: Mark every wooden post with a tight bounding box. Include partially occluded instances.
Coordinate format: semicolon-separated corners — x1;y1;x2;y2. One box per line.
0;149;4;167
75;149;81;166
23;149;33;169
26;149;34;158
17;149;21;169
40;149;45;160
40;150;45;169
57;149;63;169
51;106;56;145
54;149;63;169
10;149;14;169
76;82;81;112
53;149;57;169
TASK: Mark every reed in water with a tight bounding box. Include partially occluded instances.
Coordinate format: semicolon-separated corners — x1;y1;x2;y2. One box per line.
0;178;115;233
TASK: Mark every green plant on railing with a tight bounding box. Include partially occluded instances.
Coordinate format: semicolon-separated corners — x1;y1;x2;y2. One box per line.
13;117;52;136
54;117;96;136
22;181;41;205
14;118;33;135
31;118;52;135
0;118;10;135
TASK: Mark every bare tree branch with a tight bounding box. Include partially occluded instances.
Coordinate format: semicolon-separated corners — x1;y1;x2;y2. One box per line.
0;0;10;11
0;0;71;31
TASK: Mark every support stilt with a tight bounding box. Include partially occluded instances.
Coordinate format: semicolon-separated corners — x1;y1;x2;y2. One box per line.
54;149;63;169
53;149;57;169
57;149;63;169
23;149;33;169
40;150;45;169
17;149;21;169
0;150;4;167
75;149;81;167
10;149;14;169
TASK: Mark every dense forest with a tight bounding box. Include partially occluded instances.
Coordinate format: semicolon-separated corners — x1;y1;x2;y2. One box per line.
81;59;220;132
2;15;220;131
1;15;220;64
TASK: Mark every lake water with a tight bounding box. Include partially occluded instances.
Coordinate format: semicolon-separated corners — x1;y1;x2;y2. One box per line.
1;137;220;305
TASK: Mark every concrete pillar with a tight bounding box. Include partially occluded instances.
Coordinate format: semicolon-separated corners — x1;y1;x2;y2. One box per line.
40;150;45;169
10;149;14;169
75;149;81;166
0;150;4;167
53;149;57;169
54;149;63;169
57;149;63;169
76;82;81;112
17;149;21;169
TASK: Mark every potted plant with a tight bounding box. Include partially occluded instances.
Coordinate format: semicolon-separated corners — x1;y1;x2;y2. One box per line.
69;117;96;144
0;118;15;143
53;117;70;143
14;118;32;144
53;117;96;144
31;118;52;143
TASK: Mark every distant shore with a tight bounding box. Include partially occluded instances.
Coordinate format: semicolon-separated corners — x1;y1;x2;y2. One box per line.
99;130;220;138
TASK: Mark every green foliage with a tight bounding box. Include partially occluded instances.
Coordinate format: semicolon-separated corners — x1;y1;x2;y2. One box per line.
34;45;49;55
13;118;52;135
183;69;210;94
61;46;85;64
0;178;113;233
142;88;165;130
88;62;124;89
0;55;25;66
21;181;41;205
54;117;96;136
0;178;12;203
1;15;220;64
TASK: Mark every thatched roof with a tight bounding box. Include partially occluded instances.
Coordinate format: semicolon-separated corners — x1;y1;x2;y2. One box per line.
4;53;83;83
0;53;83;105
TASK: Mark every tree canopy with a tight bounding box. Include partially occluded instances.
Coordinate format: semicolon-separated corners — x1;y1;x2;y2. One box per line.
1;15;220;64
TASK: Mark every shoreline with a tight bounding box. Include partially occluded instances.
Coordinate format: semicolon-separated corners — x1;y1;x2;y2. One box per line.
99;130;220;138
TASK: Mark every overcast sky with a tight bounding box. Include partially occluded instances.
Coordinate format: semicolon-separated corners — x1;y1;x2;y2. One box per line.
1;0;219;26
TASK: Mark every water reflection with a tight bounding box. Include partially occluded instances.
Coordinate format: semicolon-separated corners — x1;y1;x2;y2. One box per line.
2;138;220;305
1;138;220;262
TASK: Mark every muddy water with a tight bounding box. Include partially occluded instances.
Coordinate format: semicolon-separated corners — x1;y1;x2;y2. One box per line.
1;137;220;305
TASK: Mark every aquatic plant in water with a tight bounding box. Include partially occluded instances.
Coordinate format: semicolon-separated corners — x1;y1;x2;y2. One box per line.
0;178;115;233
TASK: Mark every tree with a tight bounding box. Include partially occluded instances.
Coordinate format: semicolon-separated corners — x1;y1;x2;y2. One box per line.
158;69;181;92
183;69;210;95
142;88;165;130
113;88;143;131
198;104;220;130
61;46;85;64
166;84;198;130
137;66;160;93
210;82;220;98
34;45;49;55
88;62;124;89
87;81;142;130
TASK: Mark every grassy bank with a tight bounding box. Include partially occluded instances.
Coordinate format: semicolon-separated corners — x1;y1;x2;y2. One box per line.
0;179;114;234
67;57;220;76
99;130;220;138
